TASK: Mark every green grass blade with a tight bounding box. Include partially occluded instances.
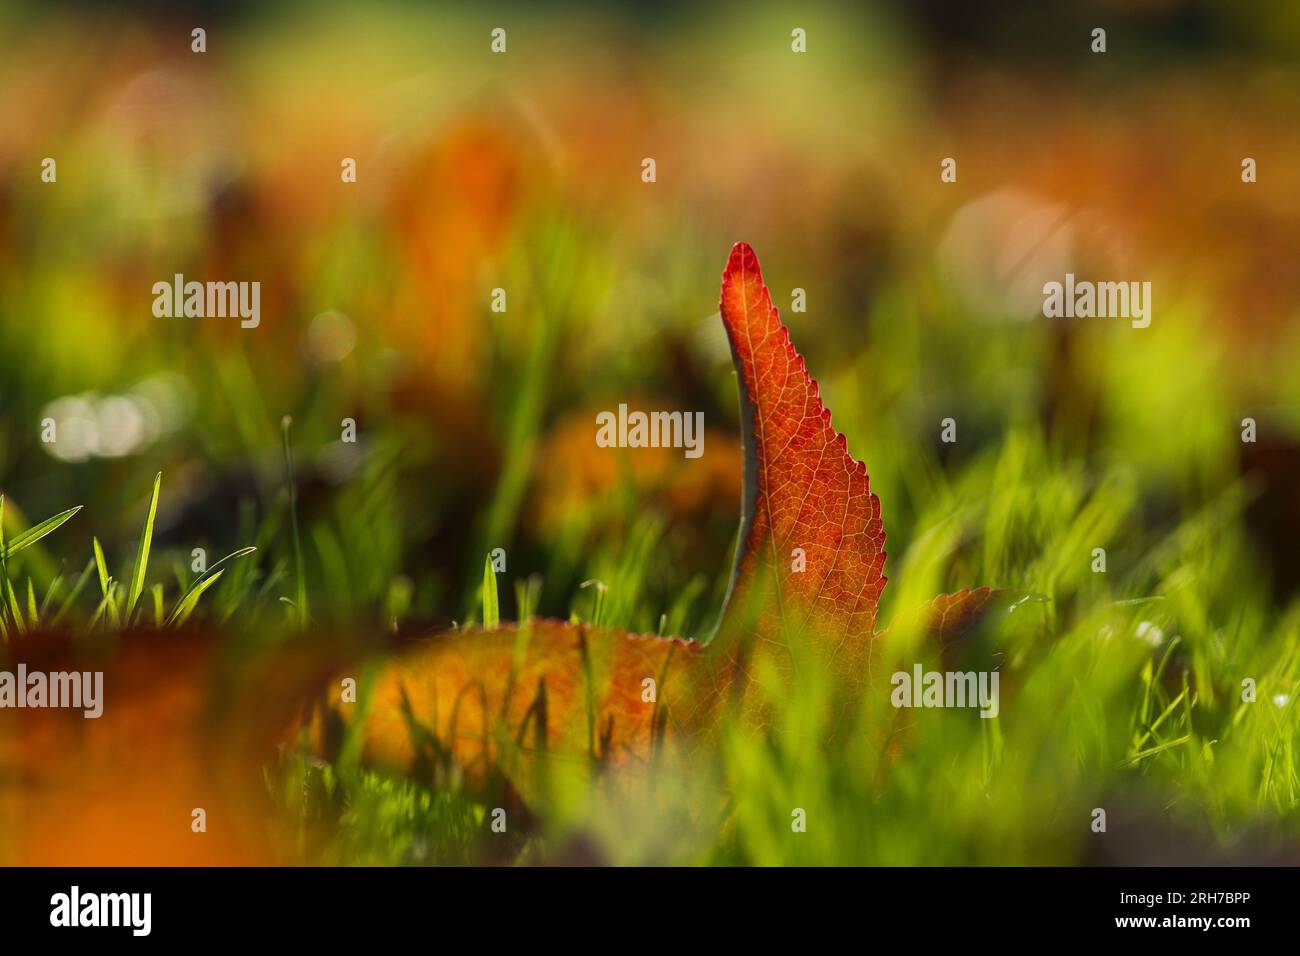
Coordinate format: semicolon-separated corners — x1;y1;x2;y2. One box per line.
39;572;64;617
5;578;26;635
1123;734;1193;767
281;417;308;629
0;505;83;562
482;554;499;629
0;496;8;635
106;581;122;630
92;538;110;597
26;578;38;626
150;583;165;627
578;578;607;627
514;574;541;623
126;473;162;617
166;547;256;627
170;570;225;627
51;557;95;626
89;588;114;630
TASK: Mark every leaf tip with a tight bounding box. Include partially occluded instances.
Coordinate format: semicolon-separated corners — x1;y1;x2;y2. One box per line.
724;241;760;278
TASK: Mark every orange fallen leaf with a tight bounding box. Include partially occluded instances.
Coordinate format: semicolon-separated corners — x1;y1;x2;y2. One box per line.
314;622;711;795
528;399;742;543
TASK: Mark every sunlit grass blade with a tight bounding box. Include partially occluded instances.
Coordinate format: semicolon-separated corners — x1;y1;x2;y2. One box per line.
166;547;256;627
0;496;8;636
105;581;122;630
0;504;83;562
89;588;114;630
281;417;308;629
126;472;162;618
150;583;164;627
40;572;63;618
93;537;110;597
578;578;608;627
26;579;38;627
51;557;95;626
1123;734;1193;767
482;554;499;629
5;578;26;635
170;570;225;627
515;574;542;623
87;580;123;631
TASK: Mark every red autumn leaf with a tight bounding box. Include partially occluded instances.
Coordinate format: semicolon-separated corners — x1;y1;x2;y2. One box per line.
712;243;1004;674
309;243;1002;791
713;242;887;682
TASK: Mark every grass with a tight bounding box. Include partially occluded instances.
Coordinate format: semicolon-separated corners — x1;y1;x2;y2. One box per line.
0;477;256;636
125;471;160;620
281;416;310;631
266;408;1297;865
2;273;1299;865
481;554;500;629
